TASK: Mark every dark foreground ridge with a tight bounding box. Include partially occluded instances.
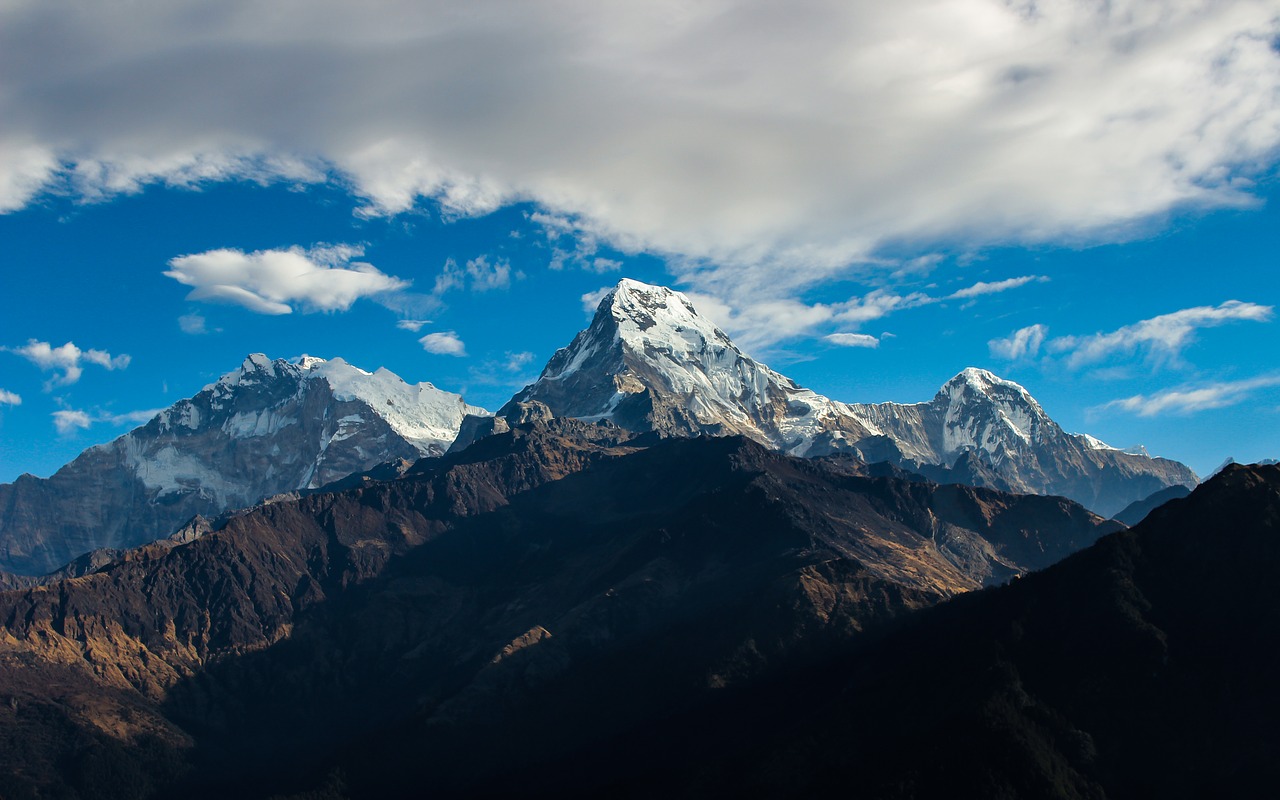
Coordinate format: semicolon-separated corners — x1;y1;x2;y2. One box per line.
0;422;1272;799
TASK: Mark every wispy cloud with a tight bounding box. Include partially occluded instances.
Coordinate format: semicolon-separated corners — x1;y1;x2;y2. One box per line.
989;324;1048;361
165;244;407;315
178;312;209;335
1049;301;1272;369
1100;375;1280;417
419;331;467;356
433;255;518;295
825;333;880;349
949;275;1047;300
467;350;540;389
396;319;431;332
52;409;91;435
4;340;130;389
503;351;535;371
0;389;20;406
52;406;162;435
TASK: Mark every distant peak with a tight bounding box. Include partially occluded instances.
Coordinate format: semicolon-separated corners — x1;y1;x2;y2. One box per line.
241;353;276;371
294;354;327;370
945;367;1031;396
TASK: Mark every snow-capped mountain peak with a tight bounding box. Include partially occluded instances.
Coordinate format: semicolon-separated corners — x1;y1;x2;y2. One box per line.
0;354;487;576
932;367;1056;454
505;278;859;445
503;279;1196;517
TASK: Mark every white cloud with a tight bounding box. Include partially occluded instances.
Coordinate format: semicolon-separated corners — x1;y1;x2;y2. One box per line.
504;351;535;371
106;408;164;426
1101;375;1280;417
178;313;208;335
1;0;1275;297
685;288;932;353
581;287;613;315
1049;300;1272;368
51;406;162;435
5;340;130;389
949;275;1048;299
396;319;431;332
0;389;20;406
989;323;1049;361
589;258;622;273
165;245;408;315
433;255;515;295
52;409;92;435
825;333;880;349
419;331;467;356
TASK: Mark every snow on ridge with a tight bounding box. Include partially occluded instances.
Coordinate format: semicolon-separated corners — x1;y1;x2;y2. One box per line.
306;356;489;452
1077;433;1117;451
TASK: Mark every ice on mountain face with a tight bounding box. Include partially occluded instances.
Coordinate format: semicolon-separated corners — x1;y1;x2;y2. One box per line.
222;409;300;439
505;278;1197;516
132;354;487;498
305;356;488;453
932;367;1054;461
514;278;875;451
1077;434;1116;451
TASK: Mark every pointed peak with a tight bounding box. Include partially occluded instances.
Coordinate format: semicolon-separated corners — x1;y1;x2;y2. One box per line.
594;278;711;336
215;353;293;388
943;367;1032;397
241;352;277;372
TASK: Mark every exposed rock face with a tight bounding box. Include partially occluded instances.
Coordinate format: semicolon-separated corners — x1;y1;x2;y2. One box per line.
0;354;487;576
503;279;1197;516
616;464;1280;799
501;278;881;445
0;420;1119;798
846;368;1200;516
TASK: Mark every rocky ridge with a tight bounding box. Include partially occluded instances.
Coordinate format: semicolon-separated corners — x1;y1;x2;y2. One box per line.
501;279;1197;515
0;354;487;575
0;418;1120;797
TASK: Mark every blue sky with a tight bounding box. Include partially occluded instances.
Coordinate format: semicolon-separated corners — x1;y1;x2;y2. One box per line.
1;0;1278;482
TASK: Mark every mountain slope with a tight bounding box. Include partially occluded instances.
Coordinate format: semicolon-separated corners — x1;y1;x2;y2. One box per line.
503;278;1196;515
0;420;1118;798
1112;483;1193;525
0;354;486;575
615;463;1280;799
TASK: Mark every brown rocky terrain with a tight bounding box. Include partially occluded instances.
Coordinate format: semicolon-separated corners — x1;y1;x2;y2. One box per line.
0;418;1119;798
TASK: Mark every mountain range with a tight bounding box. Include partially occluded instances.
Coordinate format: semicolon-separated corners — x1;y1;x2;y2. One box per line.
0;418;1120;798
0;276;1270;798
0;416;1272;798
501;279;1196;514
0;278;1195;577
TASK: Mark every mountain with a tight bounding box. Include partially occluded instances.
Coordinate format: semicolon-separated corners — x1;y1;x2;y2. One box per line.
0;419;1120;798
1211;455;1279;476
614;463;1280;798
1112;482;1193;525
501;278;1196;516
0;354;486;576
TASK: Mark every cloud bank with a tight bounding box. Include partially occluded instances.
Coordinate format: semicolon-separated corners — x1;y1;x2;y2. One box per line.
2;0;1277;298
